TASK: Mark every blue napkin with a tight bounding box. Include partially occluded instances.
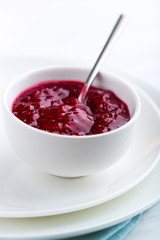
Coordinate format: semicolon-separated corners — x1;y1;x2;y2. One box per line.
69;214;141;240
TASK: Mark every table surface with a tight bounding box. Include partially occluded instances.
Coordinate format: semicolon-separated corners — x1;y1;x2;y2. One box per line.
0;0;160;239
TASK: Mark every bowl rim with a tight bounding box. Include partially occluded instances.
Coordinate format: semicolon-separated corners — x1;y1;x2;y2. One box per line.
2;66;141;139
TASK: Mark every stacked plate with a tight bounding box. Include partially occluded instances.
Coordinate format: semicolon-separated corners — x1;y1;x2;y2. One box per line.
0;69;160;240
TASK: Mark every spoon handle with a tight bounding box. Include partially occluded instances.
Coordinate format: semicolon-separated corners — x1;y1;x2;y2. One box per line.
79;14;126;103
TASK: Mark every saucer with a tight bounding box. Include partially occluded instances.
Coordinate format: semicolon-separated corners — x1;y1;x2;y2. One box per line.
0;81;160;218
0;158;160;240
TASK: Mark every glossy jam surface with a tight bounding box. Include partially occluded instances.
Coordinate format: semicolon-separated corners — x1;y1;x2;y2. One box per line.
12;81;130;136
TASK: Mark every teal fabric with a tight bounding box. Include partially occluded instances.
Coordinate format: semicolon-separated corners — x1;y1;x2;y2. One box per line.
69;214;141;240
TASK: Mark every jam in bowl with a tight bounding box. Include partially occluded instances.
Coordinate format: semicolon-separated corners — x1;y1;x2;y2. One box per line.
2;67;141;177
12;80;130;136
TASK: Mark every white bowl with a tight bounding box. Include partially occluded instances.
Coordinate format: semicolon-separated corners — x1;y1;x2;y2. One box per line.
2;67;141;177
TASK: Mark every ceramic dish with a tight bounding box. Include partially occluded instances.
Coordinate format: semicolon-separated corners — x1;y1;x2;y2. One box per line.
0;65;160;239
2;67;140;177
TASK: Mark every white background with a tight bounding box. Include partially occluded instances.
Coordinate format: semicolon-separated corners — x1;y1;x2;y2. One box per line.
0;0;160;239
0;0;160;89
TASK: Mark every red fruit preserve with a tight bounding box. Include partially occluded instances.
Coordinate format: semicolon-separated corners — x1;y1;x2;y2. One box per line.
12;81;130;136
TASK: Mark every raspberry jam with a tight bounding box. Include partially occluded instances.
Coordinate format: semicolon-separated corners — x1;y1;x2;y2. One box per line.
12;81;130;136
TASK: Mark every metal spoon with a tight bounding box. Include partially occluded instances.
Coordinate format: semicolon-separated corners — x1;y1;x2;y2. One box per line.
78;14;126;103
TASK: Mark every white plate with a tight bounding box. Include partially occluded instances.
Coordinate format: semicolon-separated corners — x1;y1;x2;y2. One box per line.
0;79;160;218
0;64;159;239
0;160;160;240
